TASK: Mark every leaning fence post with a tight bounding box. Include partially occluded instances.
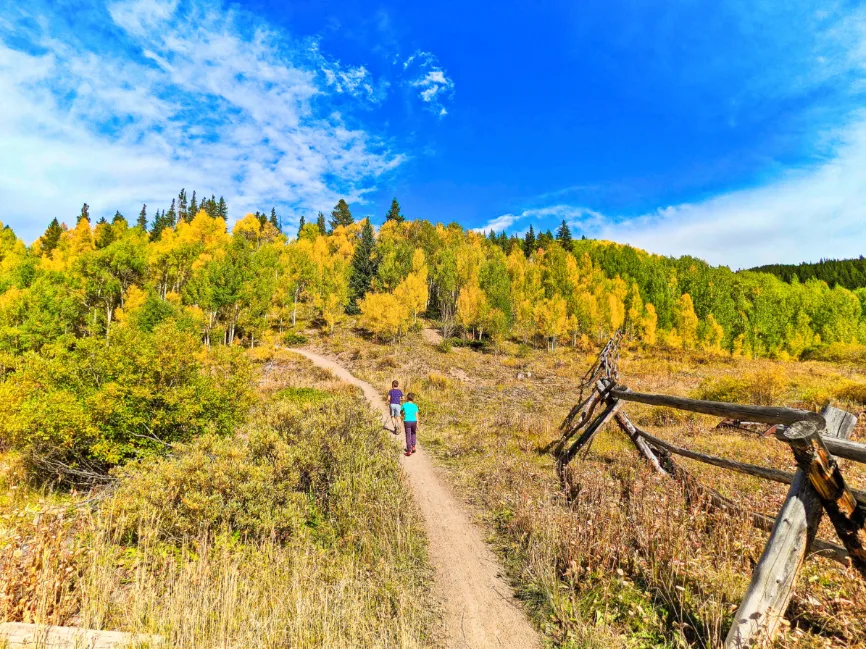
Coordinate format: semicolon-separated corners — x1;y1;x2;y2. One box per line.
776;420;866;577
725;407;857;648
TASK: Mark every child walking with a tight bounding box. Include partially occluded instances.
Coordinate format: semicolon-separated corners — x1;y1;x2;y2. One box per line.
401;393;419;456
387;380;403;433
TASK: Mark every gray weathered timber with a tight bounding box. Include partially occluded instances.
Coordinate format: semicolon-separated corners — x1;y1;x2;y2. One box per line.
0;622;161;648
615;411;668;475
777;421;866;577
559;398;623;467
724;406;857;649
609;388;825;425
632;426;866;506
823;437;866;464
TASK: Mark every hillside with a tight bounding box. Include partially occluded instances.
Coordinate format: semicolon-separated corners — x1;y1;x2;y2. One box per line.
752;256;866;291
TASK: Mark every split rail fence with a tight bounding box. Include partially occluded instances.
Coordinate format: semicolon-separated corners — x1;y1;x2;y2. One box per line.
553;333;866;649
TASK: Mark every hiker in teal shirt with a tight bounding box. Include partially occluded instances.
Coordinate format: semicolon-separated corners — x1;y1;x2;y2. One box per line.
401;393;419;456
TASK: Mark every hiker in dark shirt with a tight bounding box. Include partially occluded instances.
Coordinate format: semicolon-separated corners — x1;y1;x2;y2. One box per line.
387;380;403;432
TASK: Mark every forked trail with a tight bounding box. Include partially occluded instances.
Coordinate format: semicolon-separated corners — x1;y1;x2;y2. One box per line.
291;349;541;649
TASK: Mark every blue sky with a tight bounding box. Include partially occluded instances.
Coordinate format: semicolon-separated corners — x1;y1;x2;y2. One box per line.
2;0;866;268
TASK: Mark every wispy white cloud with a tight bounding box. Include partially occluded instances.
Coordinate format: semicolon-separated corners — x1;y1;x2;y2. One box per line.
0;0;407;240
403;50;454;117
484;114;866;269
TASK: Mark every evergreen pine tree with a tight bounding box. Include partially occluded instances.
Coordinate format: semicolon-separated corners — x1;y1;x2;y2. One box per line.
166;199;177;227
523;224;536;256
41;218;63;255
218;196;227;219
138;204;148;231
189;191;198;217
178;188;188;222
385;197;404;223
270;207;279;230
255;211;266;226
555;220;572;247
329;199;354;231
297;215;306;238
537;229;554;250
113;211;126;224
348;218;378;314
78;203;90;223
316;211;327;234
150;210;169;242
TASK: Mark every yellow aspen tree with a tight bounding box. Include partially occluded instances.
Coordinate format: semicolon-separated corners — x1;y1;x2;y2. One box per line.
700;313;725;353
394;268;428;326
640;303;658;346
359;292;407;343
534;296;568;351
675;293;699;350
456;280;487;339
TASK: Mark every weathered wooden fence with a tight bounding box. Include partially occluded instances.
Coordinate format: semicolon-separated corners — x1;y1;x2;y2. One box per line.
553;334;866;649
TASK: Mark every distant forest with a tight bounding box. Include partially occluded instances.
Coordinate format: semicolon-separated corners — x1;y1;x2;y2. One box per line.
751;257;866;290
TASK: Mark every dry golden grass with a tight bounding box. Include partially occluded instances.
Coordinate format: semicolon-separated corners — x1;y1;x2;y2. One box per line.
321;322;866;648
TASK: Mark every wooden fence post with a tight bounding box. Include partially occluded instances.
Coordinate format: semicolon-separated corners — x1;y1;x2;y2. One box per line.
724;407;857;648
776;420;866;577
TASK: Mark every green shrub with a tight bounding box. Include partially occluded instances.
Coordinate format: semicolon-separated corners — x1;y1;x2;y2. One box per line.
283;331;309;346
0;321;252;484
802;342;866;364
692;369;789;406
106;395;400;544
436;339;452;353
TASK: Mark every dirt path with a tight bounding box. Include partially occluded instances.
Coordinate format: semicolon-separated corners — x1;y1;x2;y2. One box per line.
291;349;541;649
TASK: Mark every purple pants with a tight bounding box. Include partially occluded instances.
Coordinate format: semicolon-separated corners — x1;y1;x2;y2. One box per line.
404;421;417;450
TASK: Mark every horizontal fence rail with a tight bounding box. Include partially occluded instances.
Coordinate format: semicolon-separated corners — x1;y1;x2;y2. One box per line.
554;332;866;649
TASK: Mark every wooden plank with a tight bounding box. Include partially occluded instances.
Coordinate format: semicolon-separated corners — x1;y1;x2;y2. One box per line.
635;428;795;484
632;426;866;505
822;437;866;465
776;420;866;577
615;411;668;475
0;623;161;648
558;398;623;468
724;406;857;649
609;388;824;425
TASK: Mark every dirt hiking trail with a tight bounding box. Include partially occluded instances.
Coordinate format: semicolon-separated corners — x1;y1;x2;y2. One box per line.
292;348;541;649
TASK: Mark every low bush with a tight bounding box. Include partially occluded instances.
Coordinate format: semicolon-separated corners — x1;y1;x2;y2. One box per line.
447;337;486;351
106;395;400;544
283;331;309;346
691;369;789;406
802;342;866;364
0;321;252;485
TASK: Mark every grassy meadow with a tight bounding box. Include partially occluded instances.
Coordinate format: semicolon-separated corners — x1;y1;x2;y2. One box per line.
317;323;866;649
0;347;435;649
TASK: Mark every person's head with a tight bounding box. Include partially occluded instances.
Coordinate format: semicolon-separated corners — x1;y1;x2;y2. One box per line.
407;392;415;402
392;380;399;388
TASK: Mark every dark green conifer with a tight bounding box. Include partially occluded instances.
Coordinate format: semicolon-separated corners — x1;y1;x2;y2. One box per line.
555;220;572;247
522;224;536;256
270;207;279;230
347;218;378;314
218;196;228;220
316;212;327;234
329;199;354;232
189;191;198;217
137;204;148;231
385;197;404;223
178;188;188;222
297;215;306;238
78;203;90;223
41;218;63;255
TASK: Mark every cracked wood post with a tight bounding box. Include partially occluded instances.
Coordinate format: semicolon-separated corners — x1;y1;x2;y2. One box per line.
725;406;857;649
777;418;866;576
